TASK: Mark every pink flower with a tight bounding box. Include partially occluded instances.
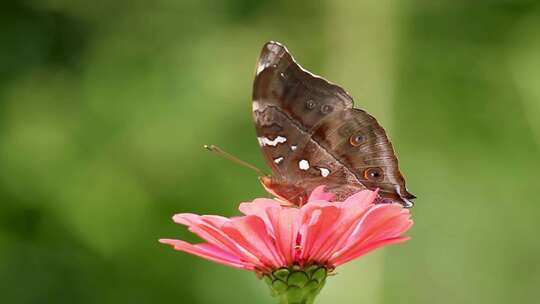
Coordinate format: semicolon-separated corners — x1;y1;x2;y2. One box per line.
160;186;413;273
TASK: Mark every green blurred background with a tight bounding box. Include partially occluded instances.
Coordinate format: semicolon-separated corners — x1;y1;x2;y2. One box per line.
1;0;540;303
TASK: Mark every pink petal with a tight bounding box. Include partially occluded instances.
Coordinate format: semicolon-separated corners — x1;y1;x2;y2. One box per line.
159;239;254;270
360;215;413;245
238;198;281;236
266;206;301;265
173;213;229;226
340;217;412;259
161;187;413;271
307;185;336;203
339;189;379;210
298;202;341;262
350;205;411;245
310;191;378;262
221;215;284;270
330;204;412;263
172;213;265;268
331;236;410;266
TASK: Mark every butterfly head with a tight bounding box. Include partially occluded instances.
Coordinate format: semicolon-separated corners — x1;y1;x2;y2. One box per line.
259;176;309;206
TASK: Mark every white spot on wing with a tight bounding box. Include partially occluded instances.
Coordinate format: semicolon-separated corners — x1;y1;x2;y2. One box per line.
299;159;310;170
258;136;287;146
274;157;284;164
291;145;297;151
256;64;266;75
252;100;262;112
319;167;330;177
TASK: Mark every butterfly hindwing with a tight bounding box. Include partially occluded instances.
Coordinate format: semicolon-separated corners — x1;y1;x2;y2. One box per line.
311;109;414;204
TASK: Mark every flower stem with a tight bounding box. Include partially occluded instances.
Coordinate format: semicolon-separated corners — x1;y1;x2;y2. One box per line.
262;265;328;304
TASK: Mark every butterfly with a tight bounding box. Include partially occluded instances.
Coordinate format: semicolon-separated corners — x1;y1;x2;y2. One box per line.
252;41;415;207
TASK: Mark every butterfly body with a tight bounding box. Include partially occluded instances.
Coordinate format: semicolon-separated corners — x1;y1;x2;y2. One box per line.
252;41;415;207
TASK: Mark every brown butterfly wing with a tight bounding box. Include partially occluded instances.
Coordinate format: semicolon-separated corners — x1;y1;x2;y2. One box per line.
311;108;415;206
252;41;415;207
253;41;353;131
253;73;361;205
252;104;309;180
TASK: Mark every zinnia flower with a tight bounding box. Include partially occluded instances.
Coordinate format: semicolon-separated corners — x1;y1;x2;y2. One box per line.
160;186;413;303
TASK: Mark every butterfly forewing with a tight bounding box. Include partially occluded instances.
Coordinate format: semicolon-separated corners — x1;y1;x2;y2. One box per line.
253;105;309;179
252;41;415;207
253;42;353;131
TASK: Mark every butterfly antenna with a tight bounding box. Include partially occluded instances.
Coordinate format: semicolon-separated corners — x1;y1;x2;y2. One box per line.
204;144;266;176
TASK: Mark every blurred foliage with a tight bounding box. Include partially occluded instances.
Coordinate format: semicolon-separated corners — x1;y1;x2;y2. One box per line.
1;0;540;303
